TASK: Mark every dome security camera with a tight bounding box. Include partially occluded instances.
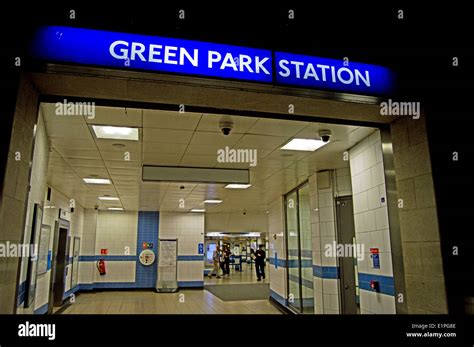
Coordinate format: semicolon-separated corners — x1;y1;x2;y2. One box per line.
219;117;234;136
319;129;332;143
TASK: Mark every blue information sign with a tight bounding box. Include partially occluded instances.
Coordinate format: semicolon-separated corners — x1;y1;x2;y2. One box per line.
31;26;272;83
30;26;394;95
275;52;394;95
198;243;204;255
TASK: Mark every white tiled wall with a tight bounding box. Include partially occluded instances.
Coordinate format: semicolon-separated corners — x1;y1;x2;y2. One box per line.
95;211;138;256
17;109;87;313
17;110;50;313
349;130;396;314
159;212;204;283
78;210;138;284
310;168;351;314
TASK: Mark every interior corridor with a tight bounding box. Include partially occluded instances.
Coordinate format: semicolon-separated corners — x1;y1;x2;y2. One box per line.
59;289;281;314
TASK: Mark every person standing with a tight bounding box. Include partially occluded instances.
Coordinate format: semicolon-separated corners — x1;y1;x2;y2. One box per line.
255;244;266;281
208;245;222;279
222;245;231;278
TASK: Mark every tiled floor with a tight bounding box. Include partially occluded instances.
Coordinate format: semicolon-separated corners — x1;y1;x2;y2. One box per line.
204;262;268;285
60;289;281;314
60;263;278;314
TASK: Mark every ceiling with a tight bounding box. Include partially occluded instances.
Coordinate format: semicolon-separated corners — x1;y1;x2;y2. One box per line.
41;102;375;231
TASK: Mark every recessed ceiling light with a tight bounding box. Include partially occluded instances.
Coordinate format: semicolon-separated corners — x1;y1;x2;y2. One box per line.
112;143;126;149
108;207;123;211
83;178;111;184
203;199;223;204
98;196;120;201
224;184;252;189
190;209;206;212
92;125;139;141
281;138;328;151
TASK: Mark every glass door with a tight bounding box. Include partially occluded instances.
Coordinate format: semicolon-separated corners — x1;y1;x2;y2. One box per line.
284;182;314;313
298;184;314;313
285;190;301;312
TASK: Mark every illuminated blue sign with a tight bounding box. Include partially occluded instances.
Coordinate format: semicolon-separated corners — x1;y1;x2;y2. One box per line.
275;52;394;95
31;26;272;83
31;26;394;95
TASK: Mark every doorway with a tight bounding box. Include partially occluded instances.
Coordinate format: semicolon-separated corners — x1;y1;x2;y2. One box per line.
51;218;70;307
284;182;314;314
335;196;358;314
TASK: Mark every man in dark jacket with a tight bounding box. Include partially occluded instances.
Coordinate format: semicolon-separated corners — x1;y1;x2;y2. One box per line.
255;244;266;281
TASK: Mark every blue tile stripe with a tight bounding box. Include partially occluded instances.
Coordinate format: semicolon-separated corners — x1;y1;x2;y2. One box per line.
288;274;314;289
358;273;395;296
136;211;159;288
269;289;286;307
268;258;312;268
268;257;286;268
17;281;26;308
63;285;81;300
288;249;313;258
313;265;340;279
34;303;48;315
302;298;315;308
178;281;204;288
79;255;137;261
177;255;204;261
289;259;312;268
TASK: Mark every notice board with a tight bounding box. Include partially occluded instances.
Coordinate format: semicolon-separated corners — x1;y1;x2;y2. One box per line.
156;239;178;292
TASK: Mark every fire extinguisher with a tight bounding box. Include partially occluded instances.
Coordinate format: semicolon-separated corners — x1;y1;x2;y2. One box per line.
97;259;106;276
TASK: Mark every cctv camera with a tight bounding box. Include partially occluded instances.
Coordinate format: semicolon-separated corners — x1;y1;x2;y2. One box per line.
219;117;234;136
319;129;332;143
94;205;99;210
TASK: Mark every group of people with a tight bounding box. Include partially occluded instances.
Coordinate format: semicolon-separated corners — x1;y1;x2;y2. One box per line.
208;244;266;281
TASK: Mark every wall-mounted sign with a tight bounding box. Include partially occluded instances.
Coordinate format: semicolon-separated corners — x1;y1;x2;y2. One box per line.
139;249;155;266
370;248;380;269
275;52;394;95
198;243;204;255
142;242;154;249
31;26;272;83
30;26;394;96
100;248;108;255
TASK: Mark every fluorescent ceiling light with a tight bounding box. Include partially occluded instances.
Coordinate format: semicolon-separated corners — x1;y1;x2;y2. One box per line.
92;125;139;141
203;199;223;204
83;178;111;185
190;209;206;212
108;207;123;211
281;138;328;151
98;196;120;201
224;184;252;189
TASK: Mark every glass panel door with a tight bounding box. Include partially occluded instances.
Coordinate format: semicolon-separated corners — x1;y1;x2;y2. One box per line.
285;191;301;312
284;182;314;313
298;184;314;313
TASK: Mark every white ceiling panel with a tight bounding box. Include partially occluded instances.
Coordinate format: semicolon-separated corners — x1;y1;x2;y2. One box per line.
42;102;377;233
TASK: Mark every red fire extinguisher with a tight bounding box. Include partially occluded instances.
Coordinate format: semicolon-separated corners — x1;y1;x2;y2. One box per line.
97;259;106;276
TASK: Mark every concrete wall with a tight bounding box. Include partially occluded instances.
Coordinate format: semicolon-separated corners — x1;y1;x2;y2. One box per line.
0;75;39;313
391;115;448;313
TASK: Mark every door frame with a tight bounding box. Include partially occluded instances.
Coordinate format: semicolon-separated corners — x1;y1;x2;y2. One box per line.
49;217;70;309
284;180;310;313
335;195;358;314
